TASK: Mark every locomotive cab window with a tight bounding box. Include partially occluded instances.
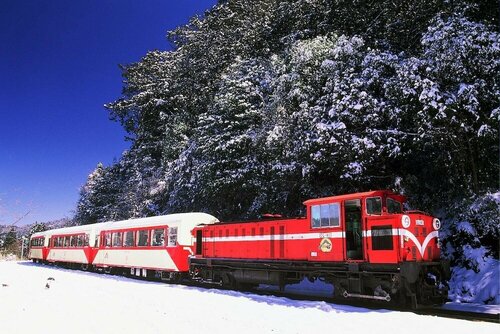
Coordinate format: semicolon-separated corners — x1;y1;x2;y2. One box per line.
366;197;382;215
371;225;393;250
311;203;340;228
387;198;402;214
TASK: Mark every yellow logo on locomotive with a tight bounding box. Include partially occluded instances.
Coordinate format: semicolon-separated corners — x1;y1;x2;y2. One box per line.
319;238;332;252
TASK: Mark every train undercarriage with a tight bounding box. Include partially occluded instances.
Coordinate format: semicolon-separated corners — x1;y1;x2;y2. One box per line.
189;258;449;309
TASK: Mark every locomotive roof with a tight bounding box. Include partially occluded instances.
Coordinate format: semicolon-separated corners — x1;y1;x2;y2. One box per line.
303;190;405;206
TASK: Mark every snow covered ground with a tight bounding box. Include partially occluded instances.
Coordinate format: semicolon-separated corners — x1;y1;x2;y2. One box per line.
0;261;498;334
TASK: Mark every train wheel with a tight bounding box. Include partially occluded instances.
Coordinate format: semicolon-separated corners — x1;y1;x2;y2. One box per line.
221;272;237;289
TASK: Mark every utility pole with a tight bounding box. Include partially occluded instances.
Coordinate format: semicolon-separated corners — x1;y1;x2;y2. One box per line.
20;236;26;260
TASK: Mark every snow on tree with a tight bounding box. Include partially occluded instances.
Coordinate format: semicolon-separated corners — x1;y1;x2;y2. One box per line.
387;13;500;210
177;58;274;219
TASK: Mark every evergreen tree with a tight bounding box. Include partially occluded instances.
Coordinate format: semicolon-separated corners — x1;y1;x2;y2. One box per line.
80;0;498;231
2;228;18;255
187;57;274;219
74;163;118;224
29;222;47;236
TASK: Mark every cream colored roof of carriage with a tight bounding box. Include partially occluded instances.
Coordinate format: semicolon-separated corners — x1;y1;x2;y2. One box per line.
31;223;106;239
31;212;218;242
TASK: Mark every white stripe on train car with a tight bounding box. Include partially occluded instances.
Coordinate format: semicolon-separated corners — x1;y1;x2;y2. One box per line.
29;248;44;259
93;249;179;271
398;229;439;257
203;231;345;243
203;228;439;257
47;249;89;263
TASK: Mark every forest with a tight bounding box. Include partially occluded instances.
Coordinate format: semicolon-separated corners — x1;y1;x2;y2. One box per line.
72;0;499;271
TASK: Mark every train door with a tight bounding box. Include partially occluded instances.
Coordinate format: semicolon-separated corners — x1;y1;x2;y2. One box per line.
344;199;363;260
195;230;203;255
270;225;285;259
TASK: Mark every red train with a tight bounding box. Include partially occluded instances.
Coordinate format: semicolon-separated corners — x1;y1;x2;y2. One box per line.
190;190;449;307
29;190;449;308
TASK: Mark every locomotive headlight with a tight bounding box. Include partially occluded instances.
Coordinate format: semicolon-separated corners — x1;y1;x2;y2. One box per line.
433;218;441;230
401;215;411;228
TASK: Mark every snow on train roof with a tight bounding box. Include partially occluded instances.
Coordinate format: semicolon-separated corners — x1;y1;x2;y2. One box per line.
31;212;218;239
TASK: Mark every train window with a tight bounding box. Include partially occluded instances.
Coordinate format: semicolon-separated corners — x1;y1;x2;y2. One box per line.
112;232;123;247
168;227;178;246
137;230;149;247
70;236;76;247
124;231;134;247
64;236;70;248
84;234;89;246
311;203;340;228
152;229;165;247
77;235;84;247
371;225;393;250
387;198;402;214
105;233;112;247
366;197;382;215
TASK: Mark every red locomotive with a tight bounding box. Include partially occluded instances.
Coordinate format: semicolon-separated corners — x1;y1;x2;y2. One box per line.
189;190;449;307
29;190;449;308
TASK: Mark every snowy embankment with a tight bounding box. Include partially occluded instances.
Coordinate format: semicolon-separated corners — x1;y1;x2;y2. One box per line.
448;254;499;304
443;192;500;305
0;262;498;334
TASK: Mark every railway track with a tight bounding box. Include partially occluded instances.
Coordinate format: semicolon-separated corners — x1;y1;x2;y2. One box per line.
415;305;500;323
238;285;500;323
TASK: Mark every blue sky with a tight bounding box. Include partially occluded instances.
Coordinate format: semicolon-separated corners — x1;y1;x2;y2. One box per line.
0;0;217;226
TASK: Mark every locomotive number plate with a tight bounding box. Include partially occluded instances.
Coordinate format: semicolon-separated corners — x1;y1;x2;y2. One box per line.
416;219;424;226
